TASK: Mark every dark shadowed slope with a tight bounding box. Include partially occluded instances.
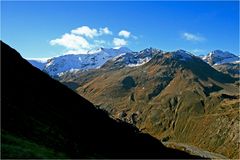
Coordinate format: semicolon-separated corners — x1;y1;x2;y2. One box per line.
1;41;201;159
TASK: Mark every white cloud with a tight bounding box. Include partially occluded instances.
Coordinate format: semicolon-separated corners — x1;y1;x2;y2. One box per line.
71;26;98;38
71;26;113;38
182;32;205;42
119;30;131;38
99;27;112;35
50;26;138;55
113;38;127;47
50;33;90;49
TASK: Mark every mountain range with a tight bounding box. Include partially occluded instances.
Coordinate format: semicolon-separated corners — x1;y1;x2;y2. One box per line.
30;46;239;159
1;41;202;159
28;47;239;78
28;47;132;77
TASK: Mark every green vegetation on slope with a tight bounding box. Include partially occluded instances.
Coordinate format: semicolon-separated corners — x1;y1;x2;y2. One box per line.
1;131;68;159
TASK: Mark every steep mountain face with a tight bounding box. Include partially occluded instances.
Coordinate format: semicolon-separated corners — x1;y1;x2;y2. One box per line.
60;49;239;158
27;47;132;76
202;50;239;65
1;41;202;159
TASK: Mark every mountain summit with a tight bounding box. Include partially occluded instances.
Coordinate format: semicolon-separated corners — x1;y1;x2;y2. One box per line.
202;50;239;65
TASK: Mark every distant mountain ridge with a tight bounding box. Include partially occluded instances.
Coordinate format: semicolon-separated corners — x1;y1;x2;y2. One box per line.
29;47;132;76
202;50;239;65
27;48;239;77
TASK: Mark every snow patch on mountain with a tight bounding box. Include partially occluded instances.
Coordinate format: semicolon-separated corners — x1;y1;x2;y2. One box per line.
29;47;132;76
127;57;152;67
202;50;239;65
58;68;81;77
108;48;163;68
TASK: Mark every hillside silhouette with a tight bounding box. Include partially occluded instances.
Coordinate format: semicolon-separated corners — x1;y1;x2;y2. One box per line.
1;41;201;159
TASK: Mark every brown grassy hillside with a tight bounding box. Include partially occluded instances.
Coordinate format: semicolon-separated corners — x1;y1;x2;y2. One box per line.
60;50;239;158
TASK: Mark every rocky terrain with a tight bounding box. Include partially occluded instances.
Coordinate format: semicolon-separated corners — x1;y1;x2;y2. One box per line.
57;49;239;159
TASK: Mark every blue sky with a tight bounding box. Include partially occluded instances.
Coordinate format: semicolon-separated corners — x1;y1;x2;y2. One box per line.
1;1;239;58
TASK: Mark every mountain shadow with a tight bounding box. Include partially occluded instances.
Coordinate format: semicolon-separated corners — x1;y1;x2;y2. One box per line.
1;41;202;159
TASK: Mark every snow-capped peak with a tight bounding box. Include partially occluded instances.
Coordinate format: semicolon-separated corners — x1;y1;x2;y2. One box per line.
27;47;239;77
202;50;239;65
105;47;163;68
87;47;132;56
29;47;133;76
207;50;234;58
140;47;162;54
